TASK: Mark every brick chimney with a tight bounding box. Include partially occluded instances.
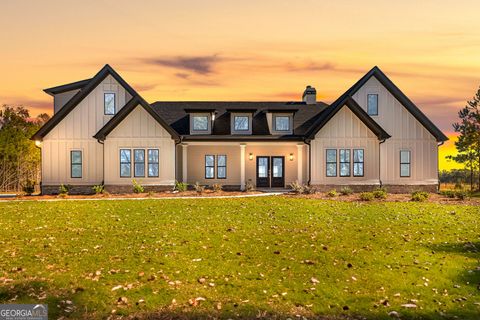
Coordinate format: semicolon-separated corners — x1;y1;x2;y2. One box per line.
302;85;316;105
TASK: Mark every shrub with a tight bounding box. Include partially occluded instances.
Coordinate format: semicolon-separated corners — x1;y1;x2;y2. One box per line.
372;187;387;200
174;181;188;192
455;190;470;200
411;191;429;202
59;184;69;196
290;181;304;194
326;189;337;197
193;182;205;194
132;179;145;193
245;180;255;192
303;184;316;194
359;192;374;201
454;182;463;190
22;179;36;196
147;191;155;197
212;183;223;192
340;186;353;196
440;190;455;198
92;184;104;195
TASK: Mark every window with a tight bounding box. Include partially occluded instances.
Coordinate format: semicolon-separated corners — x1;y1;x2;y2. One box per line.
205;155;215;179
326;149;337;177
234;116;249;131
339;149;351;177
353;149;364;177
148;149;159;177
134;149;145;177
274;116;290;131
193;116;209;131
120;149;131;177
217;155;227;179
70;150;82;178
104;93;116;115
400;150;411;177
367;94;378;116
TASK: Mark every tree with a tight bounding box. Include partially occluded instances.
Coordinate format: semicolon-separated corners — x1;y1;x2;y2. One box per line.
449;87;480;190
0;105;49;192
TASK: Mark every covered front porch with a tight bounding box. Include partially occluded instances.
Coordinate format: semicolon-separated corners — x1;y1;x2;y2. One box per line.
177;141;308;190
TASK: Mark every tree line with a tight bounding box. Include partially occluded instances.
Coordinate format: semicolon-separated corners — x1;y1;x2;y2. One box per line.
0;105;49;192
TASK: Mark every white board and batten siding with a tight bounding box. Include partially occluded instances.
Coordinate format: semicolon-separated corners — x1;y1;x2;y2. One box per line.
310;106;380;185
351;77;438;185
103;106;176;186
41;75;132;185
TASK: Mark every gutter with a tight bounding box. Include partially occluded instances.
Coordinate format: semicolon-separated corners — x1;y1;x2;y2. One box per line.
379;138;387;186
304;139;312;185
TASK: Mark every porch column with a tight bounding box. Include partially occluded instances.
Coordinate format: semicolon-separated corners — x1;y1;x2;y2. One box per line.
182;143;188;183
297;144;303;184
240;144;246;191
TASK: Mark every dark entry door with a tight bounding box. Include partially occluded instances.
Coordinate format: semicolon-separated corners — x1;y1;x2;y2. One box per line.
271;156;285;188
256;156;270;187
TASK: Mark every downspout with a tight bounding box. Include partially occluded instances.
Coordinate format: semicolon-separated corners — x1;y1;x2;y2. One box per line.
305;139;312;185
379;138;387;187
437;141;444;192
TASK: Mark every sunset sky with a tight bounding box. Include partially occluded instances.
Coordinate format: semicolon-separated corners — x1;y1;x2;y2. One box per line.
1;0;479;170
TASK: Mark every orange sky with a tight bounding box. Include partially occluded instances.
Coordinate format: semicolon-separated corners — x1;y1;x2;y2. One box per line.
1;0;479;170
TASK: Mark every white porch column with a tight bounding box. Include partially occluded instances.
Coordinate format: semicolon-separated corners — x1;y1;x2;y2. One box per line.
297;144;303;184
182;143;188;183
240;144;246;191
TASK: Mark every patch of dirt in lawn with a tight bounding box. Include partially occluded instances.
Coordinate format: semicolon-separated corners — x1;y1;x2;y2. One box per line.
284;192;480;205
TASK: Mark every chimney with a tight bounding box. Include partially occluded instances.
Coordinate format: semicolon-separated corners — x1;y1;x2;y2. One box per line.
302;85;316;105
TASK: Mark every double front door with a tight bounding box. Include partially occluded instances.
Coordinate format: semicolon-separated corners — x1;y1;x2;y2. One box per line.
256;156;285;188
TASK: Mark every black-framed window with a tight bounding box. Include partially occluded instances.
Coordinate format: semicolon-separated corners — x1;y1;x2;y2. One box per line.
353;149;364;177
367;94;378;116
120;149;131;177
400;150;411;177
234;116;249;131
326;149;337;177
274;116;291;131
217;155;227;179
205;155;215;179
148;149;159;177
104;93;116;115
339;149;351;177
134;149;145;177
71;150;82;178
193;116;209;131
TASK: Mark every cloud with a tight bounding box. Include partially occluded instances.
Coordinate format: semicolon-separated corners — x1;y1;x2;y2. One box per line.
133;83;157;91
143;55;223;75
0;96;51;116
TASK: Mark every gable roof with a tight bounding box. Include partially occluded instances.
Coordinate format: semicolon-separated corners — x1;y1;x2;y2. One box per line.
94;96;179;141
32;64;177;141
335;66;448;142
306;95;391;140
150;101;329;141
43;78;91;95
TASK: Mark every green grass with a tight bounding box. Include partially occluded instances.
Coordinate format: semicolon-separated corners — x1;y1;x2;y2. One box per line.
0;197;479;319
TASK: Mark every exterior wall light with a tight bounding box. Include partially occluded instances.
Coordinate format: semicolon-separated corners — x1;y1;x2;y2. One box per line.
289;153;294;161
249;153;253;160
35;140;42;148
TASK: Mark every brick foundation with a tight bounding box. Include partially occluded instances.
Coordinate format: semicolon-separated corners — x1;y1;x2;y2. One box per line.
104;185;173;194
311;184;438;194
41;185;95;195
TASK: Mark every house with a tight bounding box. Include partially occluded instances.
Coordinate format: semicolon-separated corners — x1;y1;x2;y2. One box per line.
32;65;448;194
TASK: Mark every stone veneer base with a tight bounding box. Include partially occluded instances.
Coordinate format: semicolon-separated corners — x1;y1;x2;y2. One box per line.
311;184;438;194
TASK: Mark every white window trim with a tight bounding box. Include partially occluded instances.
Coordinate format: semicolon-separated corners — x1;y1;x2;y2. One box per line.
272;113;293;135
190;113;212;135
231;113;252;135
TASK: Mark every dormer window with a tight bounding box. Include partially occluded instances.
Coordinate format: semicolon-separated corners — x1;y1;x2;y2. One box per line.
189;112;212;134
104;93;116;115
231;113;252;135
275;116;290;131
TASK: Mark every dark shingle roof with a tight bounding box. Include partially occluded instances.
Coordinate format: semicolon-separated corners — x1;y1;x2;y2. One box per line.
150;101;329;140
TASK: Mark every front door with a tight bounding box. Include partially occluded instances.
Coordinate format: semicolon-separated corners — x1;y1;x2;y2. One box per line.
256;156;285;188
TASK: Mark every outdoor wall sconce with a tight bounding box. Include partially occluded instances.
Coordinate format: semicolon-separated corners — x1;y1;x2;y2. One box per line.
249;153;253;160
289;153;294;161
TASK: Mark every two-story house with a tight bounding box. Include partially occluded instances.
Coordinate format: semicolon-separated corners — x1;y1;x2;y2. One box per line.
32;65;447;194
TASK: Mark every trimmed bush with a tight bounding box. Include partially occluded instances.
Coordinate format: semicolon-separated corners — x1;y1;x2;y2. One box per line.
92;184;104;194
340;187;353;196
411;191;429;202
289;181;304;194
22;179;36;196
132;179;145;193
359;192;374;201
303;184;316;194
372;188;387;200
455;190;470;200
193;182;205;194
326;189;337;197
212;183;223;192
440;190;456;198
174;181;188;192
245;181;255;192
59;184;69;196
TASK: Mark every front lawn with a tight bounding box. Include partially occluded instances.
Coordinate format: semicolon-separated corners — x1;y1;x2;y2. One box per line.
0;197;478;319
